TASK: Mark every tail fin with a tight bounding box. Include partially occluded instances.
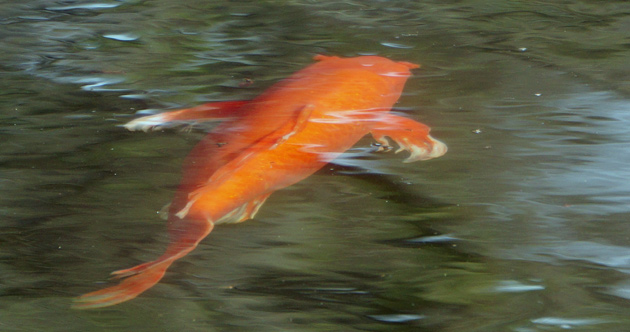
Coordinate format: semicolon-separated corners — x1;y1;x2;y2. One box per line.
73;218;215;309
72;261;172;309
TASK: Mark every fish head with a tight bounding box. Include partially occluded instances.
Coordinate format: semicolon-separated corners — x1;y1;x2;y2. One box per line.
313;54;420;93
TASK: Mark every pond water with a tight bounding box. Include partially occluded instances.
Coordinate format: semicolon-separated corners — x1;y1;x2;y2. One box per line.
2;0;630;331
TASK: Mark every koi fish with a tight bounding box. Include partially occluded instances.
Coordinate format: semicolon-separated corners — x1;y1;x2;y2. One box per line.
73;55;447;309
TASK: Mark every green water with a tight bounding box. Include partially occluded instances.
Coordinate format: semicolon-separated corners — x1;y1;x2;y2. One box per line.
2;1;630;331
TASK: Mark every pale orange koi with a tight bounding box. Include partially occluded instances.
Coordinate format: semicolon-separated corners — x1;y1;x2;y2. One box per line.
73;55;446;309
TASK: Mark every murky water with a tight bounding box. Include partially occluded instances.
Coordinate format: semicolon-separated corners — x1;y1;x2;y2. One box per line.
2;0;630;331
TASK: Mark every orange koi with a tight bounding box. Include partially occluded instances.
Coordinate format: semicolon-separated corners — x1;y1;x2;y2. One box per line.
73;55;446;309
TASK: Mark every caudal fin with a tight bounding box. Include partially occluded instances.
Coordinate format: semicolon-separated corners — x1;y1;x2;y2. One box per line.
72;261;171;309
73;218;215;309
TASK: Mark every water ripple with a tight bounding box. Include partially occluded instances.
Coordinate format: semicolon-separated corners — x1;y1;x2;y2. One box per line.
46;3;121;11
532;317;608;329
492;280;544;293
368;314;425;323
103;33;140;42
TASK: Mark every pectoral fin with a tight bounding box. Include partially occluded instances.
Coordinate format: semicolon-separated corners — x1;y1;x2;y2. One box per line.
371;113;447;162
124;100;251;132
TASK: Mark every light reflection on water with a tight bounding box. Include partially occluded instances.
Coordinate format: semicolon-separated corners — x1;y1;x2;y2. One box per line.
2;0;630;331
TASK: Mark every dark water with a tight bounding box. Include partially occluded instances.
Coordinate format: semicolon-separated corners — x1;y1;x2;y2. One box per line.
2;0;630;331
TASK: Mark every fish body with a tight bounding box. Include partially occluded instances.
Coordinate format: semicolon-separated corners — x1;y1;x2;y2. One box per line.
73;55;446;309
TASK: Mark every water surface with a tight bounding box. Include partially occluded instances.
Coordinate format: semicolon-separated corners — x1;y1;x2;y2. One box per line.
2;1;630;331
